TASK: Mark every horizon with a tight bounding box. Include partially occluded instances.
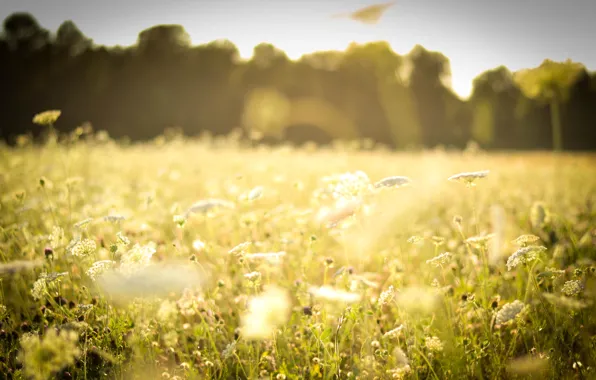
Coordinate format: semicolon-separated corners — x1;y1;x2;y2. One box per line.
2;0;596;99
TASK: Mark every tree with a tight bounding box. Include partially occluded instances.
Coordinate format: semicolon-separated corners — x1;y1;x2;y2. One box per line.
514;59;585;151
2;13;49;52
55;20;93;56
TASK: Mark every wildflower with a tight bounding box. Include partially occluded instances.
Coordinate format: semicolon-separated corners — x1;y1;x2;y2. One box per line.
431;236;445;246
222;341;237;360
426;252;452;267
316;198;361;228
373;176;412;189
447;170;489;186
229;242;251;255
245;186;264;201
378;285;395;306
185;198;235;217
312;170;372;202
308;285;362;304
466;234;495;247
31;272;68;300
407;235;423;244
424;336;444;352
495;300;525;325
18;328;80;380
32;110;61;126
240;286;291;340
512;234;541;247
244;271;262;284
86;260;115;280
371;340;381;349
103;214;126;223
73;218;93;229
506;246;547;271
70;238;96;257
177;288;205;317
118;243;156;276
561;280;582;297
383;324;405;339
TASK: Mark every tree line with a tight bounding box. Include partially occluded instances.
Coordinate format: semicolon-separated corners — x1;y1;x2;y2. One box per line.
1;12;595;150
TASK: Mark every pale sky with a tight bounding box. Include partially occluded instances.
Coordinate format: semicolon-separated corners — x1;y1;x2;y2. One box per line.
2;0;595;99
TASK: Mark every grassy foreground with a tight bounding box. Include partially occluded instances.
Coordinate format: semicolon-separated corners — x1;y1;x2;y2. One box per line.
1;132;595;380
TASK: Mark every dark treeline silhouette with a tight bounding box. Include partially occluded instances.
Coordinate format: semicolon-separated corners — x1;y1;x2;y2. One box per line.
1;13;595;150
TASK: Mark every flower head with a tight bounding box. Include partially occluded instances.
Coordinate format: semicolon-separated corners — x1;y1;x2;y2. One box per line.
448;170;489;186
495;300;525;324
506;246;546;271
33;110;61;126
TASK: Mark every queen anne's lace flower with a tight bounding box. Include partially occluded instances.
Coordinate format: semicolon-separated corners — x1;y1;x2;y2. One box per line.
426;252;452;267
506;246;547;271
447;170;489;186
495;300;525;324
561;280;582;297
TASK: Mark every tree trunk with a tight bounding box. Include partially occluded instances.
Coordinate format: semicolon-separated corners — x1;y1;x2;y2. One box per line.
550;97;563;152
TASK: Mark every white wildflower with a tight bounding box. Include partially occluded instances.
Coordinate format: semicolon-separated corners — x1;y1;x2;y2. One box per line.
86;260;116;281
378;285;395;306
119;243;156;276
561;280;582;297
495;300;525;324
185;198;235;217
373;176;412;189
447;170;489;186
383;324;405;339
466;234;495;247
229;242;251;255
424;336;444;352
426;252;452;267
73;218;93;229
70;238;96;257
506;246;547;271
512;234;541;246
103;214;126;223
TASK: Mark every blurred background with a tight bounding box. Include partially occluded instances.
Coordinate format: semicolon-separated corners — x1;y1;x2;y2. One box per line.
1;0;595;150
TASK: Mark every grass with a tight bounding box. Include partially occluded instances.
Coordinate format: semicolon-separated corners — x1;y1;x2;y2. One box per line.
0;129;595;379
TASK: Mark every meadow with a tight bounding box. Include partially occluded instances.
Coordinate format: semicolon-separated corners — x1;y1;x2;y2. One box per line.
0;125;595;379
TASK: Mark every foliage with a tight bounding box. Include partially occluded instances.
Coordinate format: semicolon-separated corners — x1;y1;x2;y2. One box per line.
2;13;596;151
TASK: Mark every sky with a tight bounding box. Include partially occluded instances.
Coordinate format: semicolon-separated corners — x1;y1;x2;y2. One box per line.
2;0;595;99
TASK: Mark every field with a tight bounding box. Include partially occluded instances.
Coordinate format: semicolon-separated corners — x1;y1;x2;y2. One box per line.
1;131;595;380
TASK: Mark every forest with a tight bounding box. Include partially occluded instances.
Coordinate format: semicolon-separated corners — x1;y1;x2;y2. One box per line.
1;12;595;150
